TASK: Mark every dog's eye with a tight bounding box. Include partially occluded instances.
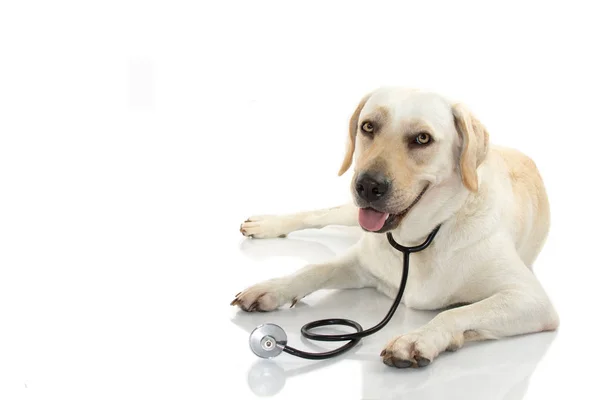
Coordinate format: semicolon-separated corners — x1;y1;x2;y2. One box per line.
361;121;374;133
415;132;431;145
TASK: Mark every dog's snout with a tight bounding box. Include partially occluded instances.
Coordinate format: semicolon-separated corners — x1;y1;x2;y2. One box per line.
355;173;389;202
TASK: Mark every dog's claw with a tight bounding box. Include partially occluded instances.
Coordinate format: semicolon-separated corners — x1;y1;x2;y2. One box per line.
415;356;431;367
380;353;431;369
382;356;395;367
290;298;298;308
382;353;414;368
240;223;254;238
393;359;413;368
229;289;280;312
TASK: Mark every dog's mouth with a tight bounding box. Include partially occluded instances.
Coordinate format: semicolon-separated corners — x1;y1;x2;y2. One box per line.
358;185;429;233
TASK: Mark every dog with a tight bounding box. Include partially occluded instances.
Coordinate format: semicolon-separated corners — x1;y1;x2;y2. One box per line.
231;87;559;368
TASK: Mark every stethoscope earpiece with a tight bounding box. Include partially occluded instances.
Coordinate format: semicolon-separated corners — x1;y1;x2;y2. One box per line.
249;323;288;359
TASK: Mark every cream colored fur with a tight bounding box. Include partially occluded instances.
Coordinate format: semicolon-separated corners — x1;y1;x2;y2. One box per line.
233;87;559;368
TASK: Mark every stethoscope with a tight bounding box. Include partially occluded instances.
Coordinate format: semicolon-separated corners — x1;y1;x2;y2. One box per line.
248;224;441;359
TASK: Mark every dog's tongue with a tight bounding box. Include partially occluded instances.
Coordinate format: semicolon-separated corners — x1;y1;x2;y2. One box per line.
358;208;389;232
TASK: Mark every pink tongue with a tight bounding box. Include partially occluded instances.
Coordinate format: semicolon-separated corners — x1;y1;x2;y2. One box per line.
358;208;389;231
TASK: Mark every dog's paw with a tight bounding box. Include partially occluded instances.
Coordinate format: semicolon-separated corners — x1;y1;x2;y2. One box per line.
230;280;297;312
380;331;443;368
239;215;296;239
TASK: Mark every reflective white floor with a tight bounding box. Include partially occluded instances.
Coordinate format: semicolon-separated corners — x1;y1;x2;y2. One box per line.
3;219;597;399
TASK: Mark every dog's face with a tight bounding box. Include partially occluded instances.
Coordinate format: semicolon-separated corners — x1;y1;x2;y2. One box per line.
338;88;489;233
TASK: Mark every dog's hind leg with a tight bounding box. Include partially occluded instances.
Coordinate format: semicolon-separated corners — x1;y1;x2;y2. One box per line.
240;203;357;239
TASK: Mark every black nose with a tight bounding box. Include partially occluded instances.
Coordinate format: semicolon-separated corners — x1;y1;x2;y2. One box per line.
355;173;389;202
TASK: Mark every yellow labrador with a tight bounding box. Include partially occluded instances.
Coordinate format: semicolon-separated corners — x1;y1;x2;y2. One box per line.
232;87;559;368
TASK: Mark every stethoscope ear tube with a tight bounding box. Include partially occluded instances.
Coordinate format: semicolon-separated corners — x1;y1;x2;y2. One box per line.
248;225;442;360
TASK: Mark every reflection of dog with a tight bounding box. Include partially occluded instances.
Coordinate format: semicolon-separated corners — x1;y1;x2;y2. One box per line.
232;87;559;368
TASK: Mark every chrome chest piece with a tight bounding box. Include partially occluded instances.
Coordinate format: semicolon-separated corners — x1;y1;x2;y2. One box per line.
249;323;288;358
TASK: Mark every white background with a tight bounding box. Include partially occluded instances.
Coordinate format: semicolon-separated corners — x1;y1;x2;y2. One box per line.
1;1;599;399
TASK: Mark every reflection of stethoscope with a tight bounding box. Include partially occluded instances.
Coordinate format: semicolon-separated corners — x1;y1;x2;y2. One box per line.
248;225;441;359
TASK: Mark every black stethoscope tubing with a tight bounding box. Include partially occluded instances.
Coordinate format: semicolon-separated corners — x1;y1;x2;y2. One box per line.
280;224;442;360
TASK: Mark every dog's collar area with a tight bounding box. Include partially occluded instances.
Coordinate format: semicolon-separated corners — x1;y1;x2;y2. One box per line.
386;224;442;254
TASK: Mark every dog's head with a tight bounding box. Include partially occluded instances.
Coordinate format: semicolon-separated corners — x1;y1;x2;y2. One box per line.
338;87;489;234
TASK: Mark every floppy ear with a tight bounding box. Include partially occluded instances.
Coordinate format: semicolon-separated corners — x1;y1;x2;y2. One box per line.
452;103;490;192
338;94;371;176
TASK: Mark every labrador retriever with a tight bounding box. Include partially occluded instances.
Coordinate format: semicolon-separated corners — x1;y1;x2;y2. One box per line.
231;87;559;368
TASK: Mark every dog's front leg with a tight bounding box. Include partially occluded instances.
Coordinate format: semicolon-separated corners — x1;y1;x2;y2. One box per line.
231;245;372;312
380;258;559;368
239;203;357;239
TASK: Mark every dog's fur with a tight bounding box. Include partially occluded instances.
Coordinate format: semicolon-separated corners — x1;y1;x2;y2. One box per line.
232;87;559;368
